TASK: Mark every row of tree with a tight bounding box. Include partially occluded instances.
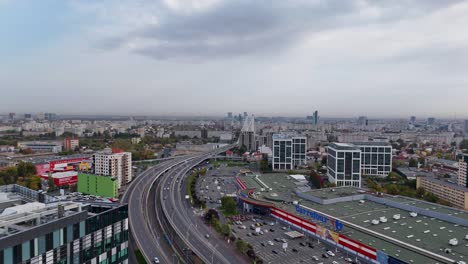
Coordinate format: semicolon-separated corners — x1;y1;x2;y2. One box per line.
0;162;41;190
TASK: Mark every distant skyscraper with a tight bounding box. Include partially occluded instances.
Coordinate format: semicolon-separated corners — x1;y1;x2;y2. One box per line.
313;110;319;125
427;117;435;125
24;113;32;120
410;116;416;123
44;112;57;121
8;112;15;121
357;116;367;126
464;120;468;132
239;115;256;152
243;112;248;118
227;112;233;119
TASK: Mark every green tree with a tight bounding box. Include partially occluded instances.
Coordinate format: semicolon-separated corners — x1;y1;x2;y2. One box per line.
0;166;18;184
408;158;418;167
385;184;399;195
260;157;269;173
17;162;36;177
220;224;231;237
48;175;55;191
235;239;248;253
460;139;468;151
423;192;439;203
221;196;237;215
416;187;425;198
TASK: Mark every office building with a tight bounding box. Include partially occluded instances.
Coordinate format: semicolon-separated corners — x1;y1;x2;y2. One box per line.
63;138;79;151
24;113;32;120
0;185;129;264
78;173;118;198
272;134;307;171
354;142;392;177
465;120;468;132
357;116;367;126
227;112;233;119
239;115;256;152
410;116;416;123
417;176;468;210
427;117;435;125
458;154;468;188
17;141;63;153
44;113;57;121
92;149;132;188
327;143;362;187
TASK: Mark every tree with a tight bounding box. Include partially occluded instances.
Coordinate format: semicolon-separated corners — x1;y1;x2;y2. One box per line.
199;168;207;176
385;184;399;195
17;162;36;177
423;192;439;203
0;166;18;184
460;139;468;151
309;170;323;189
260;156;269;173
408;158;418;167
219;224;231;237
416;187;425;198
19;148;35;155
221;196;237;215
204;209;219;223
235;239;248;253
321;156;327;166
48;175;55;191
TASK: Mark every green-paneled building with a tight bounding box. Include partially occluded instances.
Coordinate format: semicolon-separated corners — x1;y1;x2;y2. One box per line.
78;173;118;198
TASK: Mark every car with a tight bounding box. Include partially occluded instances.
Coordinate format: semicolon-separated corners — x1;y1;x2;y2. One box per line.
154;257;160;263
282;226;287;230
292;248;298;253
247;233;252;237
299;242;306;247
260;242;266;247
332;261;339;264
269;222;275;226
307;242;314;248
327;251;335;257
344;258;353;262
259;231;264;235
267;241;274;246
269;228;275;232
281;238;287;243
252;232;258;236
205;234;210;239
272;250;279;254
322;253;329;258
274;238;280;242
312;256;319;261
231;229;237;233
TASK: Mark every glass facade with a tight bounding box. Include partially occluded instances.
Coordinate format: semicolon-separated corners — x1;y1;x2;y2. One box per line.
272;136;306;171
358;145;392;177
0;205;128;264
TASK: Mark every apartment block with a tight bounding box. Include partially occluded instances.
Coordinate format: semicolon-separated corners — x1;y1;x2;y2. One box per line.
417;176;468;210
92;149;132;188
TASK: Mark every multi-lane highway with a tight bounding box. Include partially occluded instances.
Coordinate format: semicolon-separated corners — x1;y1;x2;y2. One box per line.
159;152;247;264
123;146;241;264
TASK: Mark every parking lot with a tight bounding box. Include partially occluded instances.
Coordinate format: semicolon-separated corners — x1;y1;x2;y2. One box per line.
232;216;362;264
195;164;239;208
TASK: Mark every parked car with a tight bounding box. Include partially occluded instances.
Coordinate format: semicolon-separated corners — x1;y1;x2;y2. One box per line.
322;253;329;258
327;251;335;257
269;229;275;232
312;256;319;261
292;248;298;253
261;242;266;247
274;238;280;242
299;242;306;247
205;234;210;239
307;242;314;248
272;250;279;254
267;241;274;246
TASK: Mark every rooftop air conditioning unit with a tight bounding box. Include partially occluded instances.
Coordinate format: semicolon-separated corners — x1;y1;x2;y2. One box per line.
449;238;458;246
371;219;379;225
393;214;401;220
409;212;418;217
379;217;388;223
359;200;365;204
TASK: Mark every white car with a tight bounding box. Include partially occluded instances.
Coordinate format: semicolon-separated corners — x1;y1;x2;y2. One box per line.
267;241;274;246
154;257;160;264
332;261;339;264
327;251;335;257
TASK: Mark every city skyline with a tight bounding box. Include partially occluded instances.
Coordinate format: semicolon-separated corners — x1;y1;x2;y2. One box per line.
2;0;468;117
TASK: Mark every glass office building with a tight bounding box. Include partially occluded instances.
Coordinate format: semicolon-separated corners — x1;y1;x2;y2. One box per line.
0;203;129;264
354;142;392;177
327;143;362;187
272;134;307;171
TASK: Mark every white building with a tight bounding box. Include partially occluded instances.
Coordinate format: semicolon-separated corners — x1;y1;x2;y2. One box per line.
92;149;132;188
272;134;307;171
327;143;362;187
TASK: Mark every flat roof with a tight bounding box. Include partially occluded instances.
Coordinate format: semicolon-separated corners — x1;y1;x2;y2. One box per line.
419;176;468;192
352;142;392;146
239;173;468;263
328;143;360;151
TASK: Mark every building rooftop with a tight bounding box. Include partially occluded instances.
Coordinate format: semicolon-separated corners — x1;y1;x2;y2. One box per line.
352;142;392;147
418;176;468;192
238;173;468;264
328;143;361;151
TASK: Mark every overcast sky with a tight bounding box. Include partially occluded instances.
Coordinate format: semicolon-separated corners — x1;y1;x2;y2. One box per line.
1;0;468;118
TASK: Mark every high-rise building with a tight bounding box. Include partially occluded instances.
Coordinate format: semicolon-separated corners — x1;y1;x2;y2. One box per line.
44;113;57;121
458;154;468;188
64;137;79;151
354;142;392;177
239;115;256;152
464;120;468;132
0;186;129;264
357;116;367;126
410;116;416;123
92;149;132;188
427;117;435;125
227;112;233;119
8;112;15;122
313;110;319;125
272;134;307;171
327;143;362;187
24;113;32;120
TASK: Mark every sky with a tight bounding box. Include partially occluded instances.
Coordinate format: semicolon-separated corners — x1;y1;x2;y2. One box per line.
1;0;468;118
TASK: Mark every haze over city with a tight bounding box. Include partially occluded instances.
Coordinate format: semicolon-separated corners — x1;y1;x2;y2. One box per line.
2;0;468;118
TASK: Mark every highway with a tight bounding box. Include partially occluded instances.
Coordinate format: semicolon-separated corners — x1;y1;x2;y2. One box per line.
123;145;243;264
159;151;247;264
